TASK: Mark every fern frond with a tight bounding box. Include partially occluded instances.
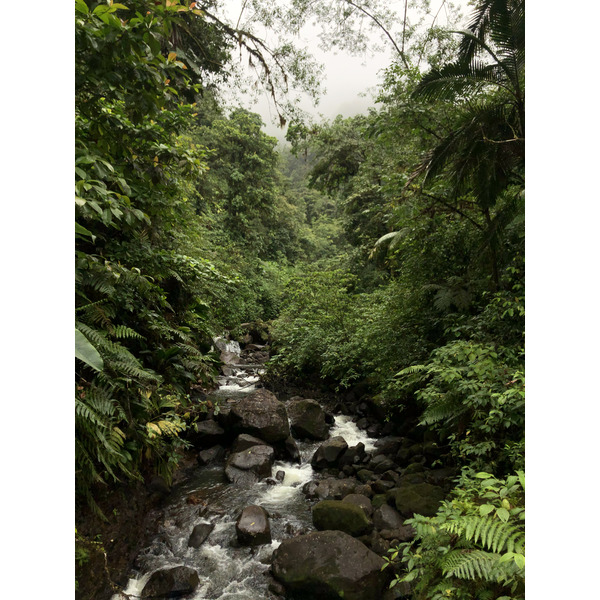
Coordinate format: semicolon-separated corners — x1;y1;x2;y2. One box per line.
442;549;500;582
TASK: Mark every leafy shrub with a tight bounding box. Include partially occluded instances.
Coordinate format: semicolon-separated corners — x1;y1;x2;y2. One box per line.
384;470;525;600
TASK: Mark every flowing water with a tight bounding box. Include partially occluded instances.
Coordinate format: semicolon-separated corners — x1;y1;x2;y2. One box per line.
112;349;376;600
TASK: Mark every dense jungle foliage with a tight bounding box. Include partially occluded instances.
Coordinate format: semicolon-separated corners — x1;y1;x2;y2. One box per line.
75;1;524;598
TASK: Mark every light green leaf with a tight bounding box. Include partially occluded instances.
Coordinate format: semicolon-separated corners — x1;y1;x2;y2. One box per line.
475;472;492;479
496;507;510;522
75;328;104;371
479;504;495;516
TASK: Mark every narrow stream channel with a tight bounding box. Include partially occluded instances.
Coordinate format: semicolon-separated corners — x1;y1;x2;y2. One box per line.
113;346;377;600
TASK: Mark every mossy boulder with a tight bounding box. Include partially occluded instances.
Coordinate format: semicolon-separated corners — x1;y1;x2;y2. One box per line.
271;530;389;600
313;500;373;536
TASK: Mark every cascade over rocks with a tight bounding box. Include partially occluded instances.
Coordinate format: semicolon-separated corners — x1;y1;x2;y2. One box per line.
271;530;390;600
288;398;330;440
141;566;199;598
229;389;290;443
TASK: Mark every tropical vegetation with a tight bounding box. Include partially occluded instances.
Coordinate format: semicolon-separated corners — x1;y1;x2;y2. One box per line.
75;1;525;598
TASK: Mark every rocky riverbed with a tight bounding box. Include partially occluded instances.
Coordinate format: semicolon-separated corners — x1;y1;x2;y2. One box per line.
104;337;457;600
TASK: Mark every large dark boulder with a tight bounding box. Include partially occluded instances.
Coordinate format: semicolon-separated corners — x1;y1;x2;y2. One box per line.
141;566;199;598
313;500;372;536
188;523;214;548
311;436;348;470
225;444;274;485
229;389;290;443
272;530;389;600
236;505;272;546
388;483;445;517
288;399;330;441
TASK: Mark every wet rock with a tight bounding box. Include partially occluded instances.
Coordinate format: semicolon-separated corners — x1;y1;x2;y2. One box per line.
268;578;287;597
141;566;199;598
356;469;375;483
371;479;395;494
366;423;382;437
272;530;390;600
282;435;301;463
225;444;275;485
314;477;357;500
236;505;271;546
288;399;330;440
220;350;239;365
311;436;348;469
324;411;335;425
379;525;416;542
231;433;268;454
275;470;286;482
313;500;372;536
188;523;214;548
338;442;367;468
373;504;404;531
343;493;373;517
197;445;225;466
388;483;445;517
229;389;290;443
370;454;396;474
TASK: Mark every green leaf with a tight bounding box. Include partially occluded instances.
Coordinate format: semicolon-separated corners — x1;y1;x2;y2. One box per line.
475;472;492;479
75;0;89;14
479;504;495;516
517;470;525;490
496;507;510;522
75;328;104;372
513;553;525;569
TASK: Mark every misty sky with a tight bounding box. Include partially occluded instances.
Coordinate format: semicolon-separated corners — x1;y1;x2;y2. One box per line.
223;0;469;141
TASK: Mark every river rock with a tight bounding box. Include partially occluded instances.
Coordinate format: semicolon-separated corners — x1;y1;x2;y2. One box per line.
225;444;274;485
311;436;348;469
342;493;373;517
313;499;373;536
388;483;445;517
272;530;389;600
197;445;225;466
283;435;301;463
288;399;330;440
236;505;271;546
373;504;404;531
338;442;367;467
369;454;396;474
231;433;268;454
141;566;199;598
314;477;357;500
188;523;214;548
229;389;290;443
